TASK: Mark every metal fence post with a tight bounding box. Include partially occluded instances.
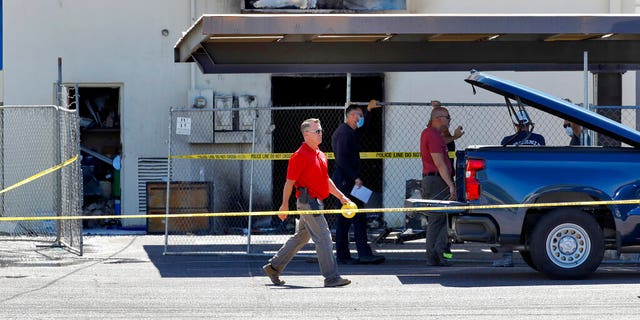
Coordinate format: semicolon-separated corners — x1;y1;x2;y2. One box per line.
247;115;257;253
164;108;174;254
54;59;63;245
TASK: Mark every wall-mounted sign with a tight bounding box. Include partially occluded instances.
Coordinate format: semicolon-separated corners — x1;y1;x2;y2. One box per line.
176;117;192;135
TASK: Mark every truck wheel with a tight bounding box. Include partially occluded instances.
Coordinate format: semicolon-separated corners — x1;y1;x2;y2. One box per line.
518;250;538;271
529;209;603;280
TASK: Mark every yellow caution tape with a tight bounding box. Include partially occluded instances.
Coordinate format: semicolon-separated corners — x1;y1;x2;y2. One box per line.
172;152;422;160
0;155;79;195
172;153;293;160
2;198;639;222
364;152;421;159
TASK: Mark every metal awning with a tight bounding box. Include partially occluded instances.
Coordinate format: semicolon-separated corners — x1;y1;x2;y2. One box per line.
174;14;640;74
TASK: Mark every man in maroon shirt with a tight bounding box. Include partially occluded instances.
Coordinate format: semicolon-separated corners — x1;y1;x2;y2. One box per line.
263;118;352;287
420;107;457;266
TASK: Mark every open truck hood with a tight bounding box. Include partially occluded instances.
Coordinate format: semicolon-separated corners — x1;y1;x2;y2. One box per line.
465;70;640;148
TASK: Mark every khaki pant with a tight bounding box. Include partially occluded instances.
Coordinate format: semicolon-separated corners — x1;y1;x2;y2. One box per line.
268;199;339;280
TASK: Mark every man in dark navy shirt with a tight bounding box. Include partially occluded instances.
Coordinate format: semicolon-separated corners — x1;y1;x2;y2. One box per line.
332;100;385;265
501;111;546;146
494;111;545;267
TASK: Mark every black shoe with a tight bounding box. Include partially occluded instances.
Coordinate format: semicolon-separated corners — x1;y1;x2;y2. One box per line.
337;257;359;265
358;255;385;265
438;259;452;267
426;259;452;267
426;253;452;267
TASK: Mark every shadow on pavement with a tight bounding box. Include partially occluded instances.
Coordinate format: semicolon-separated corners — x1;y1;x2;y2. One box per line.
143;244;640;287
396;266;640;287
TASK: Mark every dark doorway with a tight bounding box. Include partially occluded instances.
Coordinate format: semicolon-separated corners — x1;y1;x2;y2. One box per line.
67;86;122;228
271;74;384;217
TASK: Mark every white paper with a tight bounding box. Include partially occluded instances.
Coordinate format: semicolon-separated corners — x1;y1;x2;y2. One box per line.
350;185;373;204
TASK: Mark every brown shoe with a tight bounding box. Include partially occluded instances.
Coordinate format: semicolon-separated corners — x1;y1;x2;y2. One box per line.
324;276;351;287
262;264;285;285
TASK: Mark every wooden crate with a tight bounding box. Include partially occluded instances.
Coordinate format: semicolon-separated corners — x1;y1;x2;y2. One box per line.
146;182;211;234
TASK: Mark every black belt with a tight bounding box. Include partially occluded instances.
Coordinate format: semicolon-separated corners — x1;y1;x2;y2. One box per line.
423;172;440;177
297;187;319;204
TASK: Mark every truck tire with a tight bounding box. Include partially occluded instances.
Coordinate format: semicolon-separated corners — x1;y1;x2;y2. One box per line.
518;250;538;271
529;209;604;280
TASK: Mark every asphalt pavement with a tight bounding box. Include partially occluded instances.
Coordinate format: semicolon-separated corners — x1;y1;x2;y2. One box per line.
2;233;640;319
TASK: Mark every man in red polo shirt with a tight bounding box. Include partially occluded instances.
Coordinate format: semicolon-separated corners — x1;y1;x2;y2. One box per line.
420;106;457;266
263;118;353;287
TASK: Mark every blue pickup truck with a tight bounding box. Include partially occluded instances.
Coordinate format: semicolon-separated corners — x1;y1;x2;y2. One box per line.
410;70;640;279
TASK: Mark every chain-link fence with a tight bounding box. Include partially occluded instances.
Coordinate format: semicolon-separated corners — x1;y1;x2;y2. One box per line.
593;106;640;147
161;102;637;255
0;105;83;255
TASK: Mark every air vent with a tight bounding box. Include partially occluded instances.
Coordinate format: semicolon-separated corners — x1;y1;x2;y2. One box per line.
137;157;169;213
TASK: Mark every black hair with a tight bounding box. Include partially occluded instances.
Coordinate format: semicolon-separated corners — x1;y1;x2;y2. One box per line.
345;104;363;116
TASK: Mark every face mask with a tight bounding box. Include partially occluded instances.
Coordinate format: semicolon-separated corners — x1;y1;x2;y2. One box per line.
565;126;574;137
356;116;365;128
